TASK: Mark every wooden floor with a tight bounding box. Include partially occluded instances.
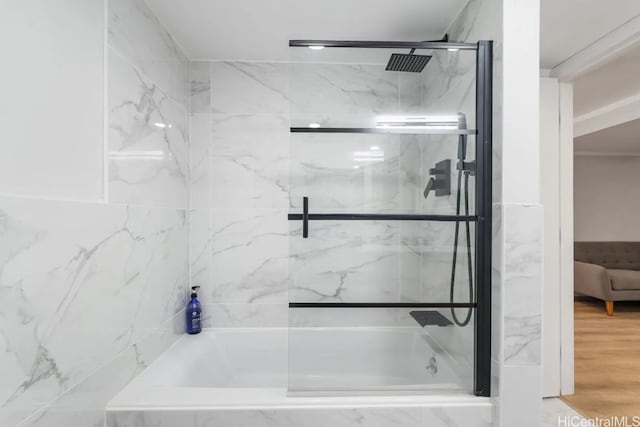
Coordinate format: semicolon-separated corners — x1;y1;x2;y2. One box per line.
561;297;640;419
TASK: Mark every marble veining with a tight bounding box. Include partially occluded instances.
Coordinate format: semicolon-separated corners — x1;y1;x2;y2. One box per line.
17;312;184;427
108;0;188;106
211;62;290;114
290;63;399;118
290;133;402;211
0;198;187;424
189;209;213;290
190;61;211;114
3;1;191;426
211;114;289;209
208;209;289;304
108;48;188;208
189;114;212;209
290;221;401;303
502;204;542;366
106;404;494;427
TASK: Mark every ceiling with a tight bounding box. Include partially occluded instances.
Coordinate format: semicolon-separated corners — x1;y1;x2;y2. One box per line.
575;117;640;154
146;0;640;67
144;0;468;61
540;0;640;68
573;41;640;116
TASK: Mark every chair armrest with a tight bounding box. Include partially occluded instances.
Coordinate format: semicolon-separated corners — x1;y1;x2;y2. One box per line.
574;261;612;300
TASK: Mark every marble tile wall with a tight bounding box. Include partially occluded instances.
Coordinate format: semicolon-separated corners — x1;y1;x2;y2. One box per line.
189;61;468;333
17;313;184;427
189;61;289;327
108;0;189;209
0;0;190;425
0;198;188;426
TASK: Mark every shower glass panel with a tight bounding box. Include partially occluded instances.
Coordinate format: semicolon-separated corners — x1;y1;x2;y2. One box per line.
288;219;476;394
289;133;476;216
287;41;491;397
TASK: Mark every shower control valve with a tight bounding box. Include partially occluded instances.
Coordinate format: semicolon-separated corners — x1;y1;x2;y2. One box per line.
423;159;451;199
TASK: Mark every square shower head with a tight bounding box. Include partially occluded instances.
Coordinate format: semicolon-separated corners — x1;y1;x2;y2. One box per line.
385;53;432;72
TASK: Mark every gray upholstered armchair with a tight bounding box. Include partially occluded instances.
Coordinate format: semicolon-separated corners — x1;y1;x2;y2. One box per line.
574;242;640;316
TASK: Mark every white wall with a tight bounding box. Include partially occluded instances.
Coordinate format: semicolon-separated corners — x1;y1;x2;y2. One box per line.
0;0;104;200
574;155;640;241
540;78;561;397
540;78;575;398
495;0;543;426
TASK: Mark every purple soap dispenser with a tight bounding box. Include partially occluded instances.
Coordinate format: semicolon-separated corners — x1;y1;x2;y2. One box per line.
186;286;202;334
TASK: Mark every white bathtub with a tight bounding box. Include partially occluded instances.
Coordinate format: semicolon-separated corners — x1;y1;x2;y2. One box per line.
107;328;492;427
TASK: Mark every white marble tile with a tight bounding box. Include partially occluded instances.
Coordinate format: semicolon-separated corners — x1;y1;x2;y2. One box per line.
420;220;475;302
211;114;289;209
211;62;290;114
0;405;39;427
290;133;405;212
189;114;212;209
398;141;423;301
399;222;422;301
399;73;424;114
200;303;288;328
503;204;542;366
106;403;496;427
18;312;184;427
421;405;492;426
0;0;104;201
443;0;503;204
108;48;188;208
189;209;213;290
490;358;501;420
289;220;401;303
108;0;188;106
0;197;187;419
398;138;423;211
190;61;211;114
107;406;423;427
208;208;289;304
491;204;504;363
421;50;477;128
290;63;399;124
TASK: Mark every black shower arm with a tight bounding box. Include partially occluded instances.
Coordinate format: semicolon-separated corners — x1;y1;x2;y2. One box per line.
409;34;449;54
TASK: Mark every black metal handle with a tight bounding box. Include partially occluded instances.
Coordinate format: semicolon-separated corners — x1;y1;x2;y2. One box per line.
302;197;309;238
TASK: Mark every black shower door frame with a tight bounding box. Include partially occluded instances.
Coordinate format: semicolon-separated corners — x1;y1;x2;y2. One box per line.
287;39;493;397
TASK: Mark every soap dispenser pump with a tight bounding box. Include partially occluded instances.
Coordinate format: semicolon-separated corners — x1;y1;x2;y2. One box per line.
186;286;202;335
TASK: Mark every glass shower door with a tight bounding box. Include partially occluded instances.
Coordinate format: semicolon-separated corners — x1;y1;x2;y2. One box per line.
285;42;491;396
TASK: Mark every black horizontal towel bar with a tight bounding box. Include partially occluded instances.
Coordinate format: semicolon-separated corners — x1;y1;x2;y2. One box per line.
288;40;478;50
290;302;477;308
288;213;478;222
290;127;477;135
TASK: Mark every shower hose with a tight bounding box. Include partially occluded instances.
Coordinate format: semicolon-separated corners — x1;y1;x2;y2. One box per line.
450;136;474;327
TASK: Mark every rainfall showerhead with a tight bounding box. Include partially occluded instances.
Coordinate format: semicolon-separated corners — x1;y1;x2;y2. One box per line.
385;34;448;73
385;52;432;72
